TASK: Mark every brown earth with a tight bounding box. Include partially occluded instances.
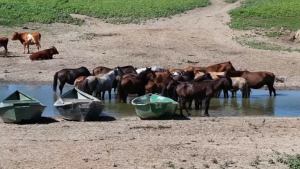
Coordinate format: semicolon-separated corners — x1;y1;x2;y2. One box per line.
1;117;299;169
0;0;300;89
1;0;300;168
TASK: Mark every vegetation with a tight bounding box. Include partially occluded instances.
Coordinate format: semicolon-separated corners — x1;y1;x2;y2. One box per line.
277;154;300;169
225;0;238;3
0;0;210;26
229;0;300;31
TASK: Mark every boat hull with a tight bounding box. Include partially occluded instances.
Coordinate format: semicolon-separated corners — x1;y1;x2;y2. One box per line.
0;104;46;123
0;90;46;123
132;94;178;120
56;101;103;121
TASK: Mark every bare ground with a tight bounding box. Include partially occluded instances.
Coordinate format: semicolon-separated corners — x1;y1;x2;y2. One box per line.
1;0;300;168
0;0;300;89
1;117;299;169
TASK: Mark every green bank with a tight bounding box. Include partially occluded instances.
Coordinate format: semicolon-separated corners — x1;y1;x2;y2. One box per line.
0;0;210;26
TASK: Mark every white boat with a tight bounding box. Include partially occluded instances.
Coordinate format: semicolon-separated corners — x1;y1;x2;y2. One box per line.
54;88;104;121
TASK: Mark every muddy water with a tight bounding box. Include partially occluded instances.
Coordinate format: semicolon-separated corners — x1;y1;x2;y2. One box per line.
0;84;300;117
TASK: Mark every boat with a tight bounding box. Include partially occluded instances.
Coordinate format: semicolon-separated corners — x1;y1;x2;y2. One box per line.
54;88;104;121
131;94;178;120
0;90;46;123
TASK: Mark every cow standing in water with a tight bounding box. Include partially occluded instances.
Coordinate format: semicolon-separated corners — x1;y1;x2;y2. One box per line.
11;32;41;54
0;37;8;57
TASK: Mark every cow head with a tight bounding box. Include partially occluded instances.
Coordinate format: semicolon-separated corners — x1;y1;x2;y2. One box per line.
11;32;19;40
50;46;59;54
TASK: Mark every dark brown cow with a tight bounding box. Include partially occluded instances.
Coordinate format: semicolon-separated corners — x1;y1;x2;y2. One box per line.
184;61;235;74
117;69;156;103
29;47;59;61
167;76;233;116
226;70;276;96
0;37;8;57
11;32;41;54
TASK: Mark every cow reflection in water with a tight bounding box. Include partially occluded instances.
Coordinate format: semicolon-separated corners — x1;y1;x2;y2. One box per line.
241;97;275;116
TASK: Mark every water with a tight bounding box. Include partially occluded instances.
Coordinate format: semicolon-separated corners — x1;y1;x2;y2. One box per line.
0;84;300;117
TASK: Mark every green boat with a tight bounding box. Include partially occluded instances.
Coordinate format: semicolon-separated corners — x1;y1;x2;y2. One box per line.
131;94;178;120
0;90;46;123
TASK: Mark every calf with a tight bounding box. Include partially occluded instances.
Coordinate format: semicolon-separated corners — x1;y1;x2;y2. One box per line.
0;37;8;57
29;47;59;61
11;32;41;54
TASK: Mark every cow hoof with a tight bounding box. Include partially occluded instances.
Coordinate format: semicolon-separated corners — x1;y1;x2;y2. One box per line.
204;113;209;117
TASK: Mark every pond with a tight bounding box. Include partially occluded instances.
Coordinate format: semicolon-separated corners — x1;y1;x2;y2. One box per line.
0;84;300;117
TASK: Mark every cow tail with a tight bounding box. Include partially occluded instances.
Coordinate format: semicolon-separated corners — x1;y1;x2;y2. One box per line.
53;72;58;92
82;78;89;94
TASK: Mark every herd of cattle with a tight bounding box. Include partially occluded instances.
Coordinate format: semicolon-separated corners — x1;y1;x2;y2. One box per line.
0;31;59;60
0;32;277;116
52;62;276;116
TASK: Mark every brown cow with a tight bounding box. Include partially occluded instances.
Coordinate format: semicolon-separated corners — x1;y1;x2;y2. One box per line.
184;61;236;74
226;70;276;96
29;47;59;61
92;66;112;76
145;80;164;94
0;37;8;57
11;32;41;54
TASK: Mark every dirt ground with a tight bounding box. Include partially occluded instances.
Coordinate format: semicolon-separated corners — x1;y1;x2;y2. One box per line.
1;117;299;169
1;0;300;168
0;0;300;89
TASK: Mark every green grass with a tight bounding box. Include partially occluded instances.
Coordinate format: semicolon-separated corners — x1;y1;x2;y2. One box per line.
277;154;300;169
229;0;300;31
236;37;300;53
225;0;238;3
0;0;210;26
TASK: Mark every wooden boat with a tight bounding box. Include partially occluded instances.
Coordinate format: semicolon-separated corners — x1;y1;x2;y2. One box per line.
131;94;178;120
54;88;104;121
0;90;46;123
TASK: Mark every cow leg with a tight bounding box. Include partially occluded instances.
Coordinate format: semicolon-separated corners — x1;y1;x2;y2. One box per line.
4;46;8;57
122;92;128;103
188;99;193;110
204;97;211;117
59;82;65;95
108;89;112;100
182;98;190;116
223;89;229;98
194;99;199;110
101;91;105;100
27;45;30;54
23;44;26;54
273;87;276;96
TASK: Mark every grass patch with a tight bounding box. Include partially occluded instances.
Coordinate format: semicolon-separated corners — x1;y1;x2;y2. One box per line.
0;0;210;26
225;0;238;3
277;154;300;169
229;0;300;31
235;36;300;53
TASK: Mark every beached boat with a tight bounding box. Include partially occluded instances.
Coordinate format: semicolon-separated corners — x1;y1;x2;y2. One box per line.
131;94;178;119
54;88;104;121
0;90;46;123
